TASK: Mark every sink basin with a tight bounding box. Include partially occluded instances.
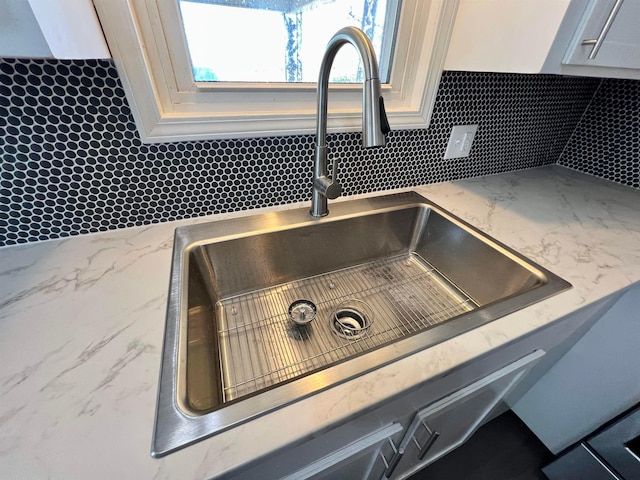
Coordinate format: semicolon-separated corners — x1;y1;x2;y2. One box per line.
152;192;570;457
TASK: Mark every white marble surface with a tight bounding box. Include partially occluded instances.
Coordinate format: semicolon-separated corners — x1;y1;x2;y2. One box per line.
1;166;639;479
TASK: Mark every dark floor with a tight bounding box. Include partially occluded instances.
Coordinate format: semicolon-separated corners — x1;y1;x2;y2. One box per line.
409;411;553;480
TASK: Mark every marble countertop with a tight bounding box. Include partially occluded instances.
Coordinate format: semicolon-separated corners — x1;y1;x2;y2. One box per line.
1;166;639;479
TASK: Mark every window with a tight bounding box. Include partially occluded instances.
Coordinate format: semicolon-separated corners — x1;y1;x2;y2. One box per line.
93;0;459;142
178;0;397;84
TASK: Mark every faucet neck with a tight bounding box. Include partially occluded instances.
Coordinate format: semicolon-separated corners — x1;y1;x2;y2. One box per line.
315;27;385;149
311;27;389;219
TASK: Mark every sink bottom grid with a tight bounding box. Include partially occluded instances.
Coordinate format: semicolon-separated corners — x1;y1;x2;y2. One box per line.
216;253;477;402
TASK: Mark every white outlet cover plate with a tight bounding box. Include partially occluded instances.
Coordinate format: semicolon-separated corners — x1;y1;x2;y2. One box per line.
444;124;478;159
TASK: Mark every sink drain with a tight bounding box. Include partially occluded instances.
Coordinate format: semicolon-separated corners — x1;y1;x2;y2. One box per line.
288;299;317;325
331;299;373;340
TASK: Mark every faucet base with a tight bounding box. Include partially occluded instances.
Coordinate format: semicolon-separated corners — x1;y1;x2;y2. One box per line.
310;189;330;218
310;209;329;218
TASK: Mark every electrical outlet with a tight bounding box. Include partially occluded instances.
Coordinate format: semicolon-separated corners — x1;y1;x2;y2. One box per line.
444;124;478;159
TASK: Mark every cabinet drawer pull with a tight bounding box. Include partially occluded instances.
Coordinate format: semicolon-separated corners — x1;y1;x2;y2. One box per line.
409;421;441;461
380;438;402;478
383;451;403;478
417;430;440;460
581;0;624;59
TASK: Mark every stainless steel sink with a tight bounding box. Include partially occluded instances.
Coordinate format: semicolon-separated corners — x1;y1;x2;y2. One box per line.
152;192;570;457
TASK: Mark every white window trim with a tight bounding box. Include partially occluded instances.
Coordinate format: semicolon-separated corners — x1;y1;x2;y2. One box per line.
93;0;459;143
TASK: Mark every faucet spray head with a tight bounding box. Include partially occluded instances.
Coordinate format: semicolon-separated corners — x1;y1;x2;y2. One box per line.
363;79;391;148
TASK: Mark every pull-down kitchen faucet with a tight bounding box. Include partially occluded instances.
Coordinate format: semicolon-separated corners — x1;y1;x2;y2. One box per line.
310;26;390;218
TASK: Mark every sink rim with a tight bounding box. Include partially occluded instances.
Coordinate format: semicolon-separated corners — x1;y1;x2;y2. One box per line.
152;191;571;457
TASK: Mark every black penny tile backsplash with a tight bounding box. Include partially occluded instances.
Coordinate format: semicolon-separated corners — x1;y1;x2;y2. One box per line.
559;78;640;189
1;58;602;247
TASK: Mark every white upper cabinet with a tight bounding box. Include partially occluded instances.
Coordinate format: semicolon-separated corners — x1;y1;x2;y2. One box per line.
0;0;110;59
543;0;640;79
446;0;640;79
444;0;572;74
563;0;640;68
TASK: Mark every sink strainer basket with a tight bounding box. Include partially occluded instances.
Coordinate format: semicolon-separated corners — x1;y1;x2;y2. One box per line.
331;299;374;340
288;299;317;326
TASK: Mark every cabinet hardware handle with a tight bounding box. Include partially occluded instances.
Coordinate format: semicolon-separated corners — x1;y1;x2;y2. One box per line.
379;438;402;478
409;421;441;461
581;0;624;59
384;450;403;478
417;430;440;460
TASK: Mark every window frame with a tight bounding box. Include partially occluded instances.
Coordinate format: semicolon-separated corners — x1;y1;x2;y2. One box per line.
93;0;459;143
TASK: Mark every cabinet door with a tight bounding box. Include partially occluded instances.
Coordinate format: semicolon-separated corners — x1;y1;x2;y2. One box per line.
384;350;545;480
564;0;640;69
280;423;403;480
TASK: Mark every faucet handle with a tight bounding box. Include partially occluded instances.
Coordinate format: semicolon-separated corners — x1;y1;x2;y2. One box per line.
325;150;342;199
379;97;391;136
324;180;342;200
314;176;342;200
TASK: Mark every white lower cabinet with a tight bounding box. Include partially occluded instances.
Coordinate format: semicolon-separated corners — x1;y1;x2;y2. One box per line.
281;423;404;480
381;350;544;479
230;409;406;480
234;350;544;480
514;288;640;454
